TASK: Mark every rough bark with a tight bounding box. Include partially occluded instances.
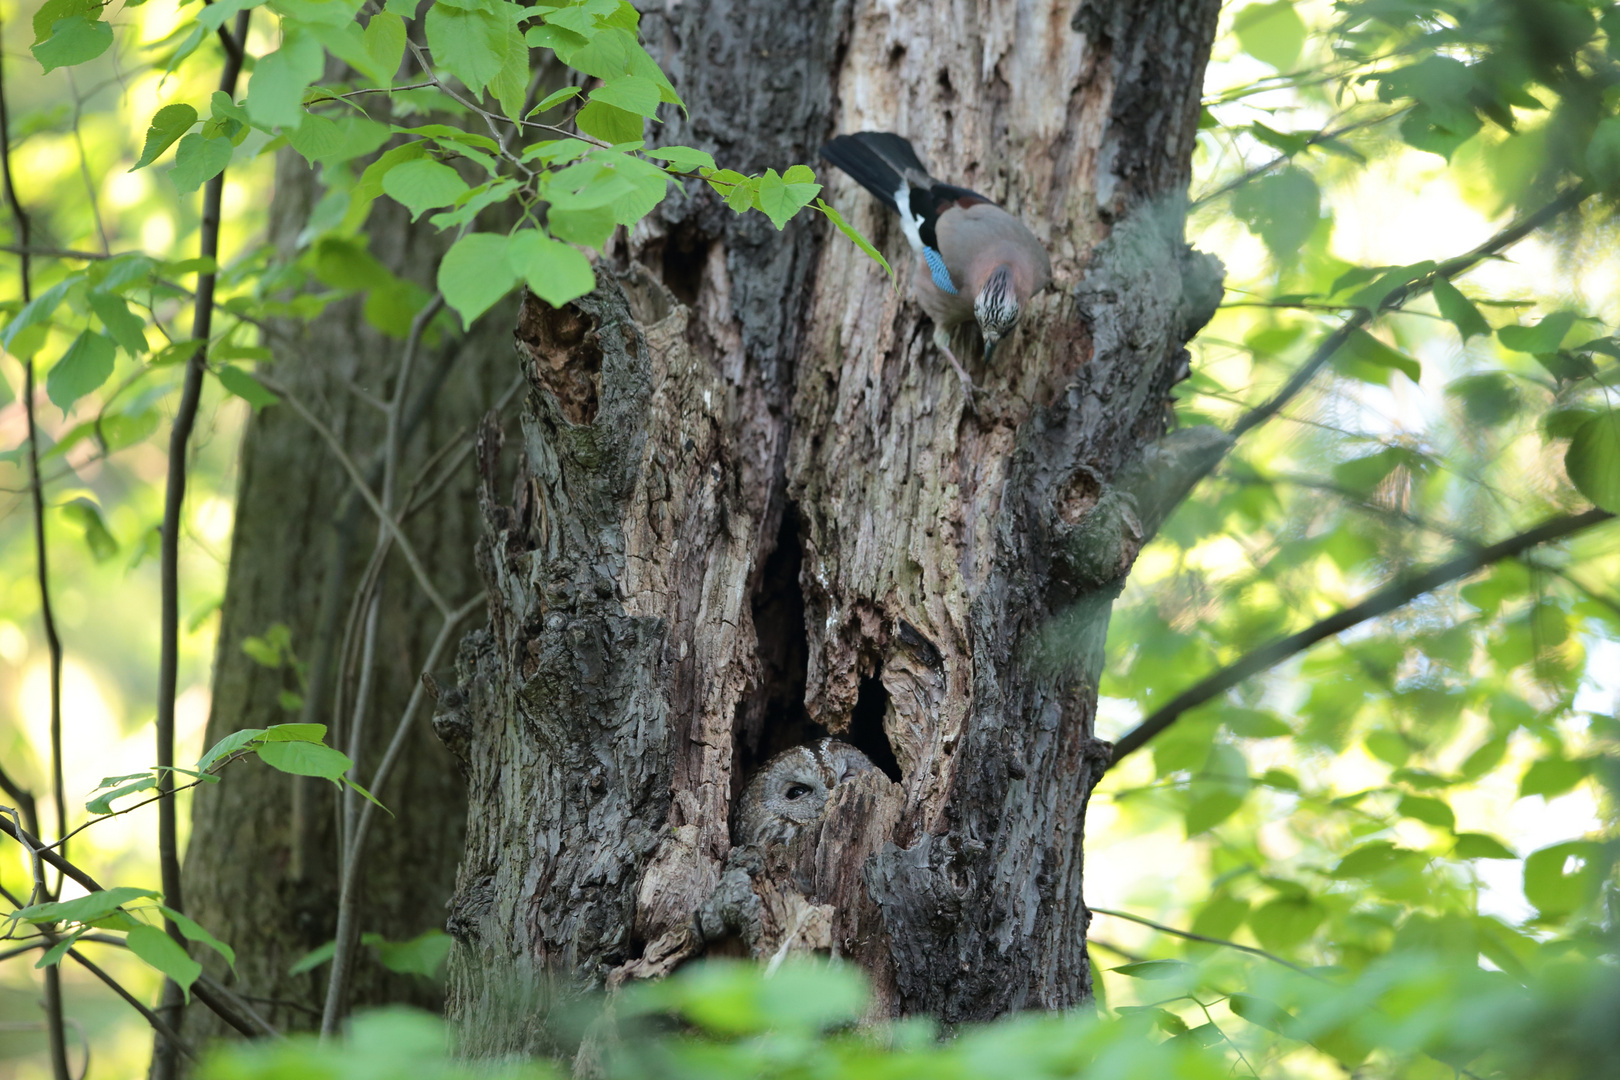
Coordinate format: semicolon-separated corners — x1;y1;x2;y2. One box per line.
442;0;1224;1051
171;149;513;1049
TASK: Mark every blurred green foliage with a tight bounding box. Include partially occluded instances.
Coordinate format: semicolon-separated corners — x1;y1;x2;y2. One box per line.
197;955;1620;1079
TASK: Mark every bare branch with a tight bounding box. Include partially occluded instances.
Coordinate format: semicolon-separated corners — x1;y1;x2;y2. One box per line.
321;592;486;1034
1090;906;1322;979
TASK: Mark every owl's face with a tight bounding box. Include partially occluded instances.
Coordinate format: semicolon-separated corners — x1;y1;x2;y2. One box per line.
736;738;878;847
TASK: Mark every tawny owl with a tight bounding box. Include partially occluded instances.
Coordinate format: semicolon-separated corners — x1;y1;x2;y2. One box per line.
734;738;879;848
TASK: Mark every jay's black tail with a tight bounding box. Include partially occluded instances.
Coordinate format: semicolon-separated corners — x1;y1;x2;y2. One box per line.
820;132;931;214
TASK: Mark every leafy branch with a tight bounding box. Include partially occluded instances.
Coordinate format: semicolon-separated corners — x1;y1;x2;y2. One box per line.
1109;507;1615;763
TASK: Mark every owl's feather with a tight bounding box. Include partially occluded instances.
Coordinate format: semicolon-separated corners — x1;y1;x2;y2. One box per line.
735;738;878;848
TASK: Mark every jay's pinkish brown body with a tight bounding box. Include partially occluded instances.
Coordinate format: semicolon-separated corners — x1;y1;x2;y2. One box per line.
821;132;1051;396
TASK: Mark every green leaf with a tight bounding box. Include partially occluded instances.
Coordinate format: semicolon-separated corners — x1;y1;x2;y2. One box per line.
60;496;117;561
1523;840;1604;918
753;166;822;230
1222;707;1290;738
438;232;518;327
816;199;892;278
261;723;328;743
127;925;202;1000
255;739;354;781
1110;959;1193;980
528;86;582;116
1453;833;1517;860
288;939;336;975
32;0;96;41
1431;277;1490;341
1364;729;1410;766
547;204;617;249
367;929;453;976
47;330;117;413
196;0;265;32
1232;0;1305;70
1564;411;1620;512
381;158;470;221
425;5;511;95
36;930;86;969
158;906;236;969
1229;993;1291;1033
216;366;280;410
11;887;158;926
574;100;644;145
32;15;113;72
1337;327;1420;384
647;145;716;173
1249;895;1324;952
1248;121;1309;156
245;28;326;130
196;728;267;773
288;113;392;166
170;132;234;194
362;12;407;86
505;229;596;308
86;775;157;815
1498;311;1576;353
1519;756;1589;799
1231;166;1318;261
1586;116;1620;188
1397;794;1455;830
1446;373;1519;427
88;291;148;355
132;104;199;170
589;75;661;117
344;777;392;816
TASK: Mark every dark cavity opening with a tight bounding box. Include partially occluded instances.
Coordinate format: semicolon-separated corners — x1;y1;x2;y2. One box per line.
846;666;902;782
733;506;818;804
659;222;710;307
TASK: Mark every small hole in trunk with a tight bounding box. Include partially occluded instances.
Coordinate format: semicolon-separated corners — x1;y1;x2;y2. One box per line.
847;667;902;782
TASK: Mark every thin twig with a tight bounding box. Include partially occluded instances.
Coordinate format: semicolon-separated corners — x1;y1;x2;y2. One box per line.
151;15;251;1074
1089;906;1322;979
0;31;71;1080
1109;508;1615;763
320;593;485;1035
1230;184;1590;440
0;831;271;1040
256;373;454;616
67;948;198;1061
1191;109;1404;209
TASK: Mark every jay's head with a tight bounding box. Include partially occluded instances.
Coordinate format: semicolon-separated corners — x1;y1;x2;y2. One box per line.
974;265;1019;362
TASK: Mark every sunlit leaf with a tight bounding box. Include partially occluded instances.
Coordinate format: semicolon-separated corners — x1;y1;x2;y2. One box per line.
438;232;519;326
1564;410;1620;512
32;15;112;72
505;229;597;308
11;887;158;926
127;925;202;999
255;739;353;781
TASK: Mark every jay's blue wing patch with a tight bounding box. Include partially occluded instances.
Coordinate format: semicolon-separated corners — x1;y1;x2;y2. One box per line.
923;247;958;294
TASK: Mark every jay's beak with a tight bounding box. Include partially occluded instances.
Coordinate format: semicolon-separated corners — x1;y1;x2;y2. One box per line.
982;334;1000;366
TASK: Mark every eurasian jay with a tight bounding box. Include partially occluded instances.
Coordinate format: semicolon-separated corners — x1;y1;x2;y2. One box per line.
820;132;1051;396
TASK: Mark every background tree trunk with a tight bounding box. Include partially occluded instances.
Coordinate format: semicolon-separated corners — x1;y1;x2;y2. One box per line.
443;0;1225;1051
171;150;516;1049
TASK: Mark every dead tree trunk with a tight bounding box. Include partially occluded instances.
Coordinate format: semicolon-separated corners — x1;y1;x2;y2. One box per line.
441;0;1224;1050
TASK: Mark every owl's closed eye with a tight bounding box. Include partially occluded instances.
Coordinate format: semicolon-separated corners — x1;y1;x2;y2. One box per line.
735;738;879;848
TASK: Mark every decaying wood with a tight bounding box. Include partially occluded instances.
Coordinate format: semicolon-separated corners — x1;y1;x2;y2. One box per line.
441;0;1225;1051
